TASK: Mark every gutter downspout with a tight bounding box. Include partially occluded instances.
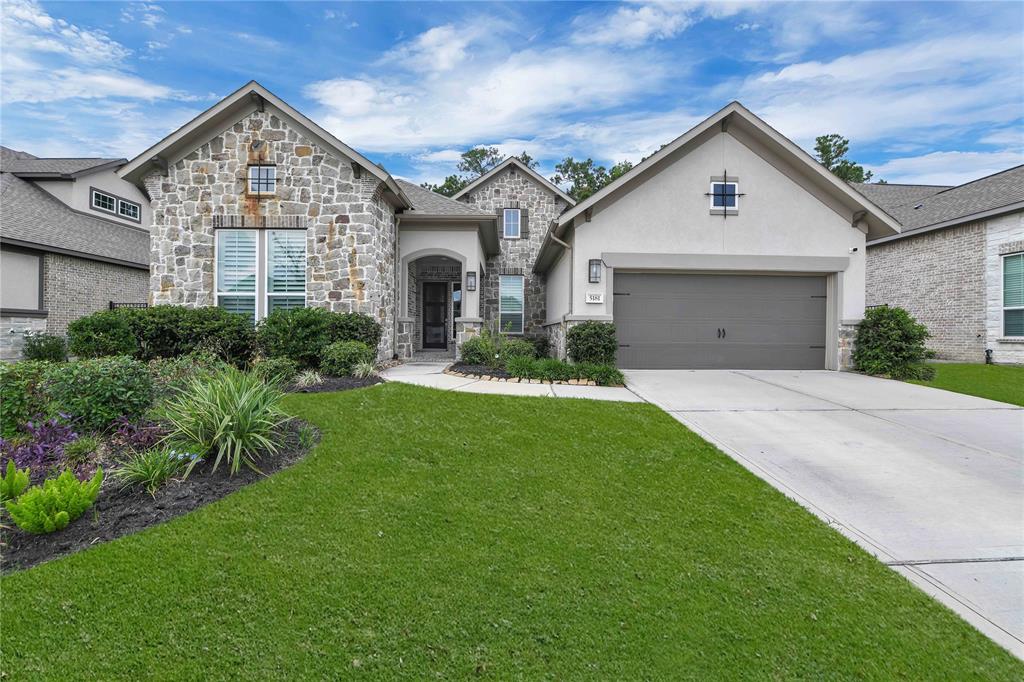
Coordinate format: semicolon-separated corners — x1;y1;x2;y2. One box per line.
549;227;573;337
393;214;401;360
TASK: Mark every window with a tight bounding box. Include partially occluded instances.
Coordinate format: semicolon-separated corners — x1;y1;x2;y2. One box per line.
248;165;276;195
709;182;738;210
92;189;116;213
499;274;524;334
1004;253;1024;337
216;229;307;323
117;199;141;222
1;248;42;311
503;208;521;239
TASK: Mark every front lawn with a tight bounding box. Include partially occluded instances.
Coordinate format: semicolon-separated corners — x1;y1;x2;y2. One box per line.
2;383;1019;678
911;362;1024;406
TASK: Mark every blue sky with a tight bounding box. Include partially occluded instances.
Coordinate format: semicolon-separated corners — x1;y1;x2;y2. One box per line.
2;0;1022;186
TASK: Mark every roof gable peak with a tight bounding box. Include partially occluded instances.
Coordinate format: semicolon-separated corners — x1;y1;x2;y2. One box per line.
451;156;576;206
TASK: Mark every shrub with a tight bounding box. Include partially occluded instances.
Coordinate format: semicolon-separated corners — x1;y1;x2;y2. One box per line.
534;358;572;382
5;468;103;534
22;333;68;362
112;448;199;497
159;367;286;476
63;436;100;465
506;355;536;379
0;417;78;477
322;341;375;376
567;322;618;365
251;356;299;384
256;308;381;369
149;352;229;402
575;363;626;387
44;357;153;432
0;460;30;502
854;306;935;381
352;361;377;379
459;335;497;366
293;369;323;388
67;311;136;358
528;335;551;358
0;361;49;438
498;339;536;367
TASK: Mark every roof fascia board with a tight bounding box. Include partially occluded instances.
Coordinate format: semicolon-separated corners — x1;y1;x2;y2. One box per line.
451;157;576;205
868;201;1024;246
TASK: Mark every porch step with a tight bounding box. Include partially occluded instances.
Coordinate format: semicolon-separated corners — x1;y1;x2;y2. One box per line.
411;350;455;362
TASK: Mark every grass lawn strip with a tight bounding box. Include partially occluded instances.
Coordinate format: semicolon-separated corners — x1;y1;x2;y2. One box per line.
911;363;1024;406
2;383;1020;679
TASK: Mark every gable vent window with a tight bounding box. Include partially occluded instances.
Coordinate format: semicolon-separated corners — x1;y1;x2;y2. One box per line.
248;165;277;195
92;189;117;213
709;181;738;211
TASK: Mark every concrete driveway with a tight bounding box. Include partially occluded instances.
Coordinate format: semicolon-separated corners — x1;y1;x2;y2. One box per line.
626;369;1024;655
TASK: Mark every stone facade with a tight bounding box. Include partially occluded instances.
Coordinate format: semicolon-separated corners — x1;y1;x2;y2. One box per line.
0;315;47;362
866;222;987;361
459;165;570;340
838;322;858;371
145;110;397;359
43;254;148;334
984;211;1024;364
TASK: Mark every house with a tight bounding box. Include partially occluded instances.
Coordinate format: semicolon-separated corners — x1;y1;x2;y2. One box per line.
115;81;900;370
860;166;1024;364
0;147;150;360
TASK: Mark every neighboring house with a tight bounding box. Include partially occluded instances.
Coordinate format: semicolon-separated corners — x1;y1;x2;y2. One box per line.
0;147;150;360
116;81;898;369
860;166;1024;364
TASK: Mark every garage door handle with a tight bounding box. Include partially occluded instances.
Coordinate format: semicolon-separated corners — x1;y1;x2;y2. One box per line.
722;328;726;339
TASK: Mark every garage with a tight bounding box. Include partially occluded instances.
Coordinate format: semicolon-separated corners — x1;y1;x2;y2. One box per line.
613;273;828;369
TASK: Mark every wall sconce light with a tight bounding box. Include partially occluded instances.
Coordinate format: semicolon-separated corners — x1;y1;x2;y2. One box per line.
589;259;602;284
466;271;477;291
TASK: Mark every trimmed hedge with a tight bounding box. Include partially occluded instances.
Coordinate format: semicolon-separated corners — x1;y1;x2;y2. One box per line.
67;311;136;358
256;308;382;369
853;306;934;380
567;322;617;365
322;341;375;377
22;333;68;363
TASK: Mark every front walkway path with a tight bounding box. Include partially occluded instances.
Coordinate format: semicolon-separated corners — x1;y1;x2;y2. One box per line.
381;362;644;402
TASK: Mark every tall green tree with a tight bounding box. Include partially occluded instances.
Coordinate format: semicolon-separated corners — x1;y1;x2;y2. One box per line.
551;157;634;202
422;147;537;197
814;134;876;183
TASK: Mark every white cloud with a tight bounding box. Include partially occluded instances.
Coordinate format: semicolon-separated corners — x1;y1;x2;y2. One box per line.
867;150;1024;186
120;3;165;30
570;2;698;47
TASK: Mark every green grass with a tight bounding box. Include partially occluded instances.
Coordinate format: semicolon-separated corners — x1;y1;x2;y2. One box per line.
911;362;1024;406
2;383;1019;679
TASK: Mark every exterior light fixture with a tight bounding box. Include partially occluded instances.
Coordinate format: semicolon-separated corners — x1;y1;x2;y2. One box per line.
589;259;602;284
466;271;477;291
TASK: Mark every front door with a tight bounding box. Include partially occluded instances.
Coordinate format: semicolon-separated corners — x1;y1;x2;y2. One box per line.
422;282;448;349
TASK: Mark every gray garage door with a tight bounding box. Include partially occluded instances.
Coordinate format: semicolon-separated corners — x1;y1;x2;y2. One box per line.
614;273;827;369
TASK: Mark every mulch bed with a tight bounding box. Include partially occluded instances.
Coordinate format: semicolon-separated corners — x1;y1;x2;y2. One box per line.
450;363;512;379
287;375;383;393
1;419;319;575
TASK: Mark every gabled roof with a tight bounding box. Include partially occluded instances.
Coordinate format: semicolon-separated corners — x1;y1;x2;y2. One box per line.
0;172;149;267
118;81;411;209
852;183;951;213
0;147;125;178
863;165;1024;244
395;178;493;217
451;156;576;206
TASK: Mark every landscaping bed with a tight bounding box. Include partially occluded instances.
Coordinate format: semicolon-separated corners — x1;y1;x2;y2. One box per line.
2;419;317;573
288;375;383;393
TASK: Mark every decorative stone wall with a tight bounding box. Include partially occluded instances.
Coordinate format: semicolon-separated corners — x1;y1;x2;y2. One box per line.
395;319;414;360
459;165;569;340
43;254;148;334
866;222;986;361
145;110;397;359
838;322;858;370
984;211;1024;364
0;316;47;361
455;320;482;361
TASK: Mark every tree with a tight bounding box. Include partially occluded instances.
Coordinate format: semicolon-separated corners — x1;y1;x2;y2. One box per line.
420;174;468;197
421;146;537;197
814;134;876;183
516;151;539;170
551;157;634;202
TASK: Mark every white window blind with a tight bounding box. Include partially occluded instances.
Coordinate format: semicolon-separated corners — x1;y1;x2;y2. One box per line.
503;208;520;238
267;230;306;313
1004;253;1024;337
499;275;524;334
216;230;257;323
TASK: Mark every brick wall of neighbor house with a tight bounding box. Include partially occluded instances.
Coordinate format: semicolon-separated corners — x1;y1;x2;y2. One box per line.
144;110;398;359
459;166;569;338
866;222;986;361
985;211;1024;364
43;254;148;334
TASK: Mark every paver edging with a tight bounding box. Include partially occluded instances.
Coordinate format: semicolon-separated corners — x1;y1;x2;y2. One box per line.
443;366;624;388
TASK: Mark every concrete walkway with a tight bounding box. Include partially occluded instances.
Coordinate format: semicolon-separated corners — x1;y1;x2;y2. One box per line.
626;369;1024;656
381;361;643;402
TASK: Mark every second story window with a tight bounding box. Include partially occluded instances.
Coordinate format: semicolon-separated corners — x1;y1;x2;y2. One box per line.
117;199;141;222
248;165;276;195
91;188;141;223
709;181;739;212
92;189;116;213
503;208;521;239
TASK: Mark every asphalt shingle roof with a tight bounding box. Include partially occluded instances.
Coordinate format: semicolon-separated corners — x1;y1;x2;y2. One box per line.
1;155;124;177
1;172;149;266
853;183;951;213
858;165;1024;237
395;178;493;217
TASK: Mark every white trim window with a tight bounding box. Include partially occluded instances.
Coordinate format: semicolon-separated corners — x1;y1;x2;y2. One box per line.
498;274;525;334
503;208;521;239
117;199;141;221
709;181;739;211
248;165;277;195
1003;253;1024;337
215;229;306;323
92;189;117;213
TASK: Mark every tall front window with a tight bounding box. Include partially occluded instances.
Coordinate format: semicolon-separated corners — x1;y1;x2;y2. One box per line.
1004;253;1024;337
499;274;524;334
503;208;521;239
216;229;306;323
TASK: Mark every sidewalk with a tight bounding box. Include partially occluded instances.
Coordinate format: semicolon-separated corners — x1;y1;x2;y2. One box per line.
381;362;644;402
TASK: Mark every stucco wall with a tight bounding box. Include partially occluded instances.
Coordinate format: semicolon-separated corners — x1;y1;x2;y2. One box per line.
145;108;397;359
985;211;1024;364
866;222;986;362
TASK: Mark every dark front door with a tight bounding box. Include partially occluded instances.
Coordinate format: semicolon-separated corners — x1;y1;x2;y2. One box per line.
422;282;448;349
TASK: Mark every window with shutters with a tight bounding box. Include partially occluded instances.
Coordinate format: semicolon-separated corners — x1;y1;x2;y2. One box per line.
216;229;306;323
503;208;521;239
499;274;525;334
1003;253;1024;337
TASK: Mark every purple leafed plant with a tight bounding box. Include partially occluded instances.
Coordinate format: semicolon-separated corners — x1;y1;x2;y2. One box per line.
109;417;167;454
0;416;78;475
